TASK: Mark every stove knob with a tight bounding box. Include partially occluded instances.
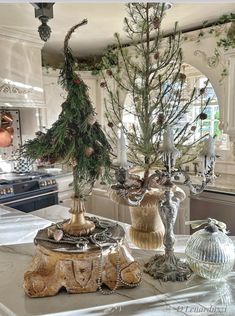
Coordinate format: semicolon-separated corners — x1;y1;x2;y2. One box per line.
10;188;13;193
7;188;11;193
52;180;56;185
41;181;46;187
0;190;4;195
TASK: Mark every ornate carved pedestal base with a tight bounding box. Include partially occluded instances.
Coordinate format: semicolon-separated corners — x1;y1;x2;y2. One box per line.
24;220;141;297
144;253;192;282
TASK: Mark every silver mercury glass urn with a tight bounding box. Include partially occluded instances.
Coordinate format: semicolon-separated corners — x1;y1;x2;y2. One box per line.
112;126;217;282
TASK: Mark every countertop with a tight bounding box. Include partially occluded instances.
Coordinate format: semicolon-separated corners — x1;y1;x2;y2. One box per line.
0;205;235;316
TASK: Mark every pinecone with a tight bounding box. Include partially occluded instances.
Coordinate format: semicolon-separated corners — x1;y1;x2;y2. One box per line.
191;126;196;132
153;17;161;29
179;73;187;82
157;113;165;125
153;52;160;60
199;88;206;95
108;122;113;128
199;112;207;120
100;82;107;88
106;69;113;76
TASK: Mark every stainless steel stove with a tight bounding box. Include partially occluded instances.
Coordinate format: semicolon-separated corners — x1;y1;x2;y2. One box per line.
0;172;58;212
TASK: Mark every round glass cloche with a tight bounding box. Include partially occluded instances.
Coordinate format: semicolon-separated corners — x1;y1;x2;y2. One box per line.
185;219;235;280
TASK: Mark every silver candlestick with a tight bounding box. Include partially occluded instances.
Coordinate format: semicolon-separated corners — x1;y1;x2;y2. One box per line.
112;131;216;282
144;161;215;282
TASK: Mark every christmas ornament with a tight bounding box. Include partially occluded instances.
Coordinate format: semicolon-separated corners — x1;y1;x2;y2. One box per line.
152;16;161;29
53;229;64;242
106;69;113;76
178;73;187;82
100;82;107;88
191;126;196;132
199;112;207;120
185;219;235;280
108;122;114;128
84;147;94;157
74;78;81;85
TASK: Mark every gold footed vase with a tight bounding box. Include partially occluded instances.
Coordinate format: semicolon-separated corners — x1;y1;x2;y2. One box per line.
63;197;95;236
110;189;165;250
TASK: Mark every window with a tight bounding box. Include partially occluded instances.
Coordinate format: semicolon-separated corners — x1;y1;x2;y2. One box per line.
123;65;229;150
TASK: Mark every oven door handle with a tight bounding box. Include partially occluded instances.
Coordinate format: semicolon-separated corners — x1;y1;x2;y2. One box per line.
0;190;59;206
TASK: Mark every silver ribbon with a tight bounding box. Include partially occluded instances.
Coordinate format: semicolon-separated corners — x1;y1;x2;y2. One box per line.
185;218;228;234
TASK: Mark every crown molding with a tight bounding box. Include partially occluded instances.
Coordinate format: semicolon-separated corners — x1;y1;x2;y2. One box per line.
0;26;44;49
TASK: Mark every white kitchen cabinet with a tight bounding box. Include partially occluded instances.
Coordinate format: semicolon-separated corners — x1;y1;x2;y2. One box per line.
87;187;130;223
55;173;73;208
90;188;119;220
190;190;235;235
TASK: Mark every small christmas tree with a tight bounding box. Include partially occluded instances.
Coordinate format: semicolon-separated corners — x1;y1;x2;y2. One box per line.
102;3;210;182
22;20;111;235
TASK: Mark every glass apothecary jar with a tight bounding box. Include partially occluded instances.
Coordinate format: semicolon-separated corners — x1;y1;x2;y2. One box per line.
185;219;235;280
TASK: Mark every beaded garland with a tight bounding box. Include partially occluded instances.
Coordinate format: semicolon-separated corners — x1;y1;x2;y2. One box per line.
35;216;142;295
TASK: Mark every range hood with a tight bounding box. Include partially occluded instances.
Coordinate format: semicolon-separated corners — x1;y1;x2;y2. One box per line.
0;26;45;108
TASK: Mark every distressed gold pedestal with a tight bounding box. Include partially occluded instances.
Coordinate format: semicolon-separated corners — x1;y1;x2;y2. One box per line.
62;198;95;236
24;223;141;297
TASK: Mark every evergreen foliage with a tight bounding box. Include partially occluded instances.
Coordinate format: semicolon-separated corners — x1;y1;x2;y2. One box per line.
102;3;210;180
22;20;111;199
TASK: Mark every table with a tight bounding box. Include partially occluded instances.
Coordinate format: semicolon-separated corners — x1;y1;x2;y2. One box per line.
0;205;234;316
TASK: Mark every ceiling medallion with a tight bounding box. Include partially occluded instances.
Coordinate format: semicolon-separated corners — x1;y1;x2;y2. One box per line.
32;3;55;42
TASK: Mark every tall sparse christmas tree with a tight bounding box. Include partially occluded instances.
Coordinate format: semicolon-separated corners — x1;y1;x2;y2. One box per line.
102;3;209;182
23;20;111;236
102;3;213;281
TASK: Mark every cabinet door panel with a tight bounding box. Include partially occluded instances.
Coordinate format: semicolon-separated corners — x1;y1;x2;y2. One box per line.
190;192;235;235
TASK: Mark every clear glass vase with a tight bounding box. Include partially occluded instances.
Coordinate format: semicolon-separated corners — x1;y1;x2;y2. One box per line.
185;227;235;280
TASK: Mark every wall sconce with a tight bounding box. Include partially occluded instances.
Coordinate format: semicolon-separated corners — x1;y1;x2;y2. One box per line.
32;3;55;42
